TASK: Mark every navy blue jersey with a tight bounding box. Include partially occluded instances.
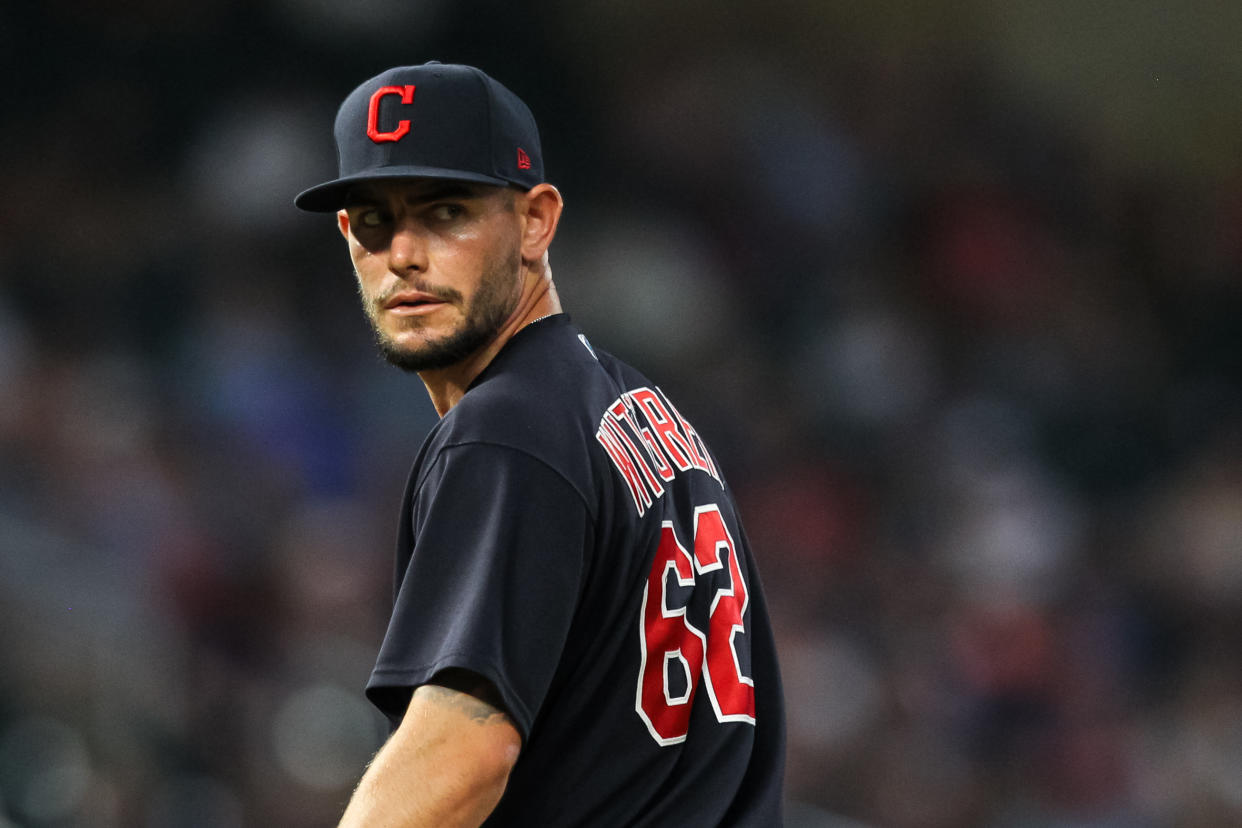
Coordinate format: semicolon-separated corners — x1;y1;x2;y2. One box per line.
366;314;785;826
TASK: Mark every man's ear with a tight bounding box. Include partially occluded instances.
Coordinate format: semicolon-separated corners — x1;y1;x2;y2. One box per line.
519;184;564;263
337;209;351;240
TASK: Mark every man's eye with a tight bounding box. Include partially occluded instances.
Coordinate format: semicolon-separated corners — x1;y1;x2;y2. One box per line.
430;204;464;221
360;210;386;227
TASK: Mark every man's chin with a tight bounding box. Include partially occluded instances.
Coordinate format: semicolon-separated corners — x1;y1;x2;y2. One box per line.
375;327;496;374
378;341;452;373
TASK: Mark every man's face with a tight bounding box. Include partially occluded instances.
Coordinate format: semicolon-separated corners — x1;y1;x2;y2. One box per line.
339;179;524;373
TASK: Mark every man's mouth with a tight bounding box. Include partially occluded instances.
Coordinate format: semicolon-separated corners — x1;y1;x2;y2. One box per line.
382;291;448;315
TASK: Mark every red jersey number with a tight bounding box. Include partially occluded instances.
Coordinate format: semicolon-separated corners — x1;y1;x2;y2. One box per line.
637;504;756;745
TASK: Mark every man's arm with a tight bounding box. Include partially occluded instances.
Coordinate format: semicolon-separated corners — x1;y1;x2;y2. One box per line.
338;669;521;828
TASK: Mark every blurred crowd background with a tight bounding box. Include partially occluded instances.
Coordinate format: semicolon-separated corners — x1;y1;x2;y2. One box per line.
3;1;1242;826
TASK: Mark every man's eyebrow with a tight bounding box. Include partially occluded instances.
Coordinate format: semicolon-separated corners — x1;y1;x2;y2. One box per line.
411;182;489;202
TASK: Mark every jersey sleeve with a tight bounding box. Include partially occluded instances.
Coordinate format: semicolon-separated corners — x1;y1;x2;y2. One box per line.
365;441;591;740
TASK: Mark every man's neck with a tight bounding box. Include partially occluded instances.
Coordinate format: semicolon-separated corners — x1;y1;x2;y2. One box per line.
418;274;561;417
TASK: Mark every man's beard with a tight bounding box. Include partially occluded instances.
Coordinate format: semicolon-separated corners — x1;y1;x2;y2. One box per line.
361;249;521;373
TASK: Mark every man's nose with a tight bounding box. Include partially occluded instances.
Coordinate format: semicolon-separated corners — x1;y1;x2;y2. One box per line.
387;221;429;275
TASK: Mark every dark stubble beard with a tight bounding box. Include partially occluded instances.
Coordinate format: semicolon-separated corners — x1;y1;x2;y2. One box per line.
360;245;522;373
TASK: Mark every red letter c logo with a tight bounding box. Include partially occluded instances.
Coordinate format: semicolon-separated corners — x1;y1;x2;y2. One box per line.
367;85;416;143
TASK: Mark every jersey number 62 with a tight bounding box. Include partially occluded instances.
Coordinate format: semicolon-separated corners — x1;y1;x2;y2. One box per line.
636;503;756;745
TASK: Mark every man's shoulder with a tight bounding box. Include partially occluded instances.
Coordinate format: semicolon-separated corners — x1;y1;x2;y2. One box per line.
426;317;627;469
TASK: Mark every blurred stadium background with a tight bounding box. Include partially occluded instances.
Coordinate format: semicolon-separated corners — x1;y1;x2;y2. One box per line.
3;1;1242;826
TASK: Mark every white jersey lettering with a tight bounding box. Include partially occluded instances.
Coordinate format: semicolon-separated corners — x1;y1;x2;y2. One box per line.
596;387;723;515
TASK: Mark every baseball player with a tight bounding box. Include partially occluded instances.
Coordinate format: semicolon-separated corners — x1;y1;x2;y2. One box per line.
295;61;786;826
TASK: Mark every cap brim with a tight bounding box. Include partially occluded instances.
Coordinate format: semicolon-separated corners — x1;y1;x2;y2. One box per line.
294;165;512;212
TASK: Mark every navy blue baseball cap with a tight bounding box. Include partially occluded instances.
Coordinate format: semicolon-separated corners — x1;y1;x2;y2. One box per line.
294;62;544;212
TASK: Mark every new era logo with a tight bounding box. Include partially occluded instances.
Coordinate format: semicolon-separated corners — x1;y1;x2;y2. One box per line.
516;148;532;170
